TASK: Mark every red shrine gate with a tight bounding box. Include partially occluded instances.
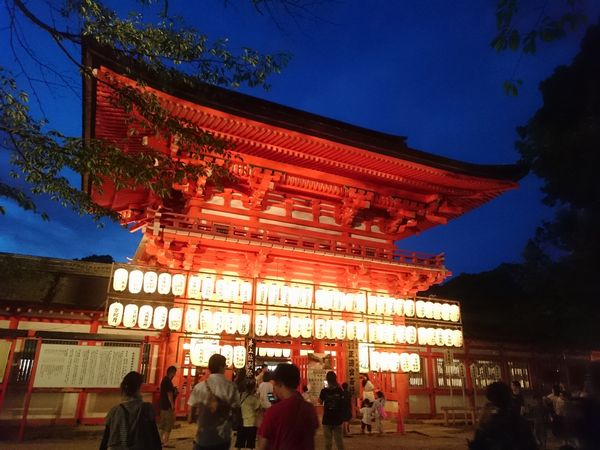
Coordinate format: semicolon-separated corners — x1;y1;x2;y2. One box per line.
85;43;521;420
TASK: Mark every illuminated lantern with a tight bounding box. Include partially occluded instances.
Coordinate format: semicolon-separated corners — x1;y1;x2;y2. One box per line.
335;320;347;340
187;275;202;299
326;320;336;340
138;305;153;329
367;295;377;314
368;323;378;343
405;326;417;344
417;327;428;345
279;285;290;306
377;324;387;343
202;277;215;300
143;271;158;294
409;353;421;372
384;297;395;316
396;325;406;344
185;308;200;332
233;346;246;369
433;302;443;320
290;317;302;338
415;300;426;318
215;279;226;300
190;339;203;366
376;297;386;315
394;298;404;316
268;284;280;305
391;354;401;372
333;291;345;311
226;279;239;302
274;348;283;358
127;270;143;294
441;303;451;321
199;309;213;333
256;283;268;304
359;345;370;371
220;345;233;367
344;293;355;312
450;305;461;322
427;328;436;346
424;301;434;319
322;290;334;310
289;287;300;307
435;328;445;347
386;324;396;343
171;274;186;296
112;268;129;292
266;348;276;357
315;290;325;309
278;316;290;337
238;314;250;335
255;315;267;336
404;299;415;317
400;353;411;372
355;292;367;313
444;329;454;347
240;281;252;303
158;273;172;295
356;322;367;341
123;304;139;328
212;311;225;334
452;329;463;347
225;312;238;335
346;321;357;340
267;315;279;336
258;348;267;357
282;349;291;358
153;306;168;329
315;319;327;339
107;302;124;326
301;287;313;308
301;317;313;338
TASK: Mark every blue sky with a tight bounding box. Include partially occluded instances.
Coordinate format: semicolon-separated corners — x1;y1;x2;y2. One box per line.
1;0;598;276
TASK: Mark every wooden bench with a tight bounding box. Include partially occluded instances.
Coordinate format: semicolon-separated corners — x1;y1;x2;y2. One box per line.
441;406;480;426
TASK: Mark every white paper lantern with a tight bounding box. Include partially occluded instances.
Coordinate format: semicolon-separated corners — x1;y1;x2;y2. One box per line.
220;345;233;367
452;329;463;347
171;274;186;296
344;293;355;312
168;307;183;331
185;308;200;332
404;300;415;317
186;275;201;299
238;314;251;335
153;306;168;329
107;302;124;326
326;319;336;340
212;311;225;334
396;325;406;344
434;329;444;347
367;295;377;314
376;297;386;315
215;279;226;300
289;287;300;307
409;353;421;372
122;304;139;328
268;284;280;305
384;298;395;316
138;305;153;329
289;317;302;338
400;353;411;372
267;315;279;336
444;329;454;347
424;301;435;319
355;292;367;313
258;347;267;357
256;283;268;304
391;354;401;372
112;268;128;292
394;298;405;316
225;312;238;335
127;270;143;295
433;302;443;320
405;326;417;344
143;271;158;294
198;277;212;299
255;314;268;336
190;339;203;366
225;279;239;302
415;300;426;318
315;319;327;339
369;323;378;343
199;309;212;333
233;346;246;369
301;287;313;308
356;322;367;341
346;321;357;340
427;328;436;346
359;346;370;371
278;316;290;337
441;303;451;321
333;291;345;311
279;285;290;306
240;281;253;303
301;317;313;338
282;349;291;358
450;305;461;322
274;348;283;358
158;273;172;295
335;320;347;340
317;290;333;310
417;327;428;345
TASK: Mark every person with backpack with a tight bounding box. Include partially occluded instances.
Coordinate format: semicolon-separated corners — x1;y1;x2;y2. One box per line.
235;379;260;450
188;354;240;450
319;371;345;450
100;371;162;450
372;391;386;436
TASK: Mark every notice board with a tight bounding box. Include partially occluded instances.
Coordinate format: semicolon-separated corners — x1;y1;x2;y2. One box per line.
33;343;140;388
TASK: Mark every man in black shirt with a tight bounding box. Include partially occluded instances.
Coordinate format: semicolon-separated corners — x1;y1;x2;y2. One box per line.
159;366;177;448
319;371;345;450
511;380;525;416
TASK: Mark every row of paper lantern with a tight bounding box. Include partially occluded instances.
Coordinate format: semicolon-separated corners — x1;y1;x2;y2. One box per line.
189;339;246;368
112;268;253;302
368;351;421;373
257;348;292;358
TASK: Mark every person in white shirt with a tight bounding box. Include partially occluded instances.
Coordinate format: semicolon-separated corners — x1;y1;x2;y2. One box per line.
257;371;274;410
188;354;240;450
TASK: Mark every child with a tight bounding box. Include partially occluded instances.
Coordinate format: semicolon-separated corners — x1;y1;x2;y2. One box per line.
360;398;373;434
373;391;386;435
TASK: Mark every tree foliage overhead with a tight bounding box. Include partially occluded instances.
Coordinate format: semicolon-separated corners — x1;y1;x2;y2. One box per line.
0;0;291;221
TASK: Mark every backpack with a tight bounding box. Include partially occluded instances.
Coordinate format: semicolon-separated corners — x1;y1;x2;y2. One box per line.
120;402;161;450
205;380;232;417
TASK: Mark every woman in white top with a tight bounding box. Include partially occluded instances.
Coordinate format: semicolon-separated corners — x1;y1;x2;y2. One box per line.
361;374;375;402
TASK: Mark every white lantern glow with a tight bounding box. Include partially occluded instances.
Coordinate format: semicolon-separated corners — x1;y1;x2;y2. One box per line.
444;329;454;347
225;312;238;334
268;284;280;305
321;290;334;310
435;328;445;347
289;287;300;307
356;322;367;341
400;353;411;372
391;354;401;372
367;295;377;314
212;311;225;334
240;281;252;303
344;293;355;312
335;320;347;340
418;327;428;345
450;305;461;322
138;305;153;329
258;347;267;357
190;339;203;366
409;353;421;372
215;279;226;300
199;309;212;333
404;300;415;317
185;308;200;332
427;328;436;346
290;317;302;338
396;325;406;344
255;314;267;336
441;303;451;321
266;348;276;357
171;274;186;296
128;270;144;294
405;326;417;344
301;287;313;308
433;302;443;320
168;307;182;331
452;329;463;347
274;348;283;358
158;273;172;295
187;275;202;299
394;298;404;316
143;271;158;294
315;319;327;339
267;315;279;336
278;316;290;337
153;306;168;329
384;298;395;316
424;301;435;319
333;291;345;311
282;349;291;358
238;314;251;335
326;319;336;340
225;279;239;302
123;304;139;328
355;292;367;313
107;302;124;326
346;321;357;340
202;277;215;299
376;297;386;315
233;346;246;369
416;300;426;318
221;345;233;367
279;285;290;306
301;317;313;338
256;283;268;304
112;268;128;292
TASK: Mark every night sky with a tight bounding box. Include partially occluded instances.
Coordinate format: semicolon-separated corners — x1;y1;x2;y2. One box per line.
1;1;598;277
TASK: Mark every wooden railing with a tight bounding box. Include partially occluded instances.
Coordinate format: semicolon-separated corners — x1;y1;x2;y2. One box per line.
150;210;445;269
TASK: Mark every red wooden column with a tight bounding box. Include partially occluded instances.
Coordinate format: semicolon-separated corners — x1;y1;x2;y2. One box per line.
396;372;408;433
